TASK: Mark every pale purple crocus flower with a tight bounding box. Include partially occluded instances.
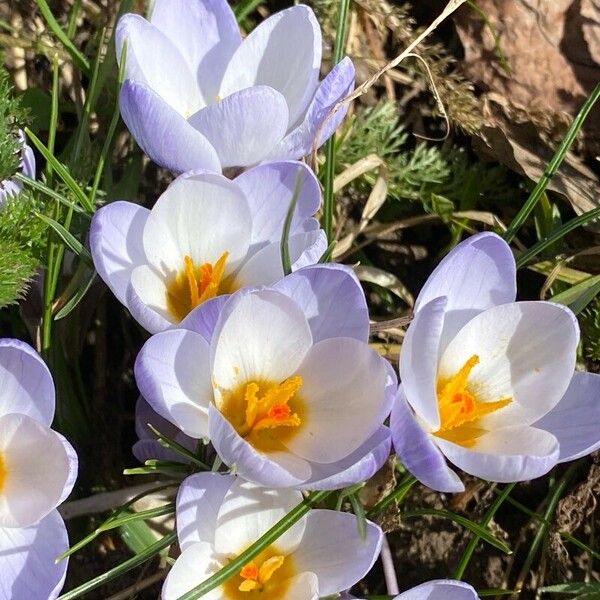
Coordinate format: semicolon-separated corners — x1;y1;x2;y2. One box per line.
90;161;326;333
345;579;480;599
116;0;354;173
163;472;382;599
0;130;35;205
391;232;600;493
0;338;78;599
135;264;395;489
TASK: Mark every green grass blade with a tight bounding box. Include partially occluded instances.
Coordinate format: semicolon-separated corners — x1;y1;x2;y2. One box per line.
35;213;92;266
54;269;96;320
280;171;304;275
550;274;600;315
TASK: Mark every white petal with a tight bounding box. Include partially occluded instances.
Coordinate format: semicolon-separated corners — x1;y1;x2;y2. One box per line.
214;478;304;556
219;5;321;126
288;338;388;463
211;290;312;394
0;415;70;528
128;265;174;330
282;572;319;600
293;510;382;596
142;172;252;277
438;302;579;427
396;580;479;600
436;426;559;483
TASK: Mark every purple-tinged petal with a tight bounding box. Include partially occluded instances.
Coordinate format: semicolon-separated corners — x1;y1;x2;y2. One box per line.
391;388;464;493
436;426;559;483
293;510;382;596
150;0;241;101
56;433;78;504
116;15;199;114
120;81;221;174
265;57;355;161
400;296;447;430
271;263;369;343
209;404;310;488
307;426;391;490
189;86;288;168
178;295;230;343
534;371;600;463
21;141;35;180
219;5;321;126
0;338;55;426
395;579;480;600
89;201;149;306
176;473;234;550
416;232;517;350
134;329;212;439
0;510;69;600
234;161;321;252
126;268;173;334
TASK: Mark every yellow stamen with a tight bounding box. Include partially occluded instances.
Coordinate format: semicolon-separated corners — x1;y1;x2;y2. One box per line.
0;454;6;492
434;354;511;447
236;553;287;594
166;251;230;321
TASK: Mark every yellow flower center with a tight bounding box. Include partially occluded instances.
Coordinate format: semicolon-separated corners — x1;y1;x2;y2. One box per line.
223;547;295;599
219;377;304;452
0;454;6;492
434;354;512;447
166;251;231;321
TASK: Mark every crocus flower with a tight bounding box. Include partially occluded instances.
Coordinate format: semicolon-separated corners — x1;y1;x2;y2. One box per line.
392;232;600;492
163;472;382;599
90;162;325;333
345;579;480;599
0;130;35;205
135;264;395;489
116;0;354;173
0;338;78;599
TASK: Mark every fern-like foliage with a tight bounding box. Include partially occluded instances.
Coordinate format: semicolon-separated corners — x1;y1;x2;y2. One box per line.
579;300;600;364
0;67;28;182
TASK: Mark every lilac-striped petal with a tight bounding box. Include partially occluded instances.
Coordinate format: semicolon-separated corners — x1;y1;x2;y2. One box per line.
436;426;559;483
219;5;321;126
178;295;229;343
0;510;69;600
89;201;149;305
272;263;369;343
415;232;517;349
150;0;241;102
266;57;355;161
0;338;55;426
135;329;212;439
400;296;447;430
120;81;220;174
293;510;382;596
234;161;321;252
391;388;464;493
56;433;78;504
395;580;480;600
188;86;288;168
534;371;600;463
176;473;234;550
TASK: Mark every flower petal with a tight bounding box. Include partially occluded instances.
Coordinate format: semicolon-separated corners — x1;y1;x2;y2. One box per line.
391;388;464;493
438;301;579;428
116;14;199;115
234;161;321;251
176;473;235;550
293;510;382;596
416;232;517;350
271;264;369;343
142;172;251;277
395;580;479;600
0;338;55;426
436;426;559;483
211;290;312;393
214;478;304;556
127;265;174;332
135;329;212;439
0;414;70;528
162;541;222;600
288;337;388;463
306;426;391;491
150;0;241;102
219;5;321;126
0;510;69;600
119;80;220;174
178;295;229;343
56;433;78;504
401;296;447;430
90;201;149;305
266;57;355;161
209;404;311;488
282;572;319;600
189;86;288;168
534;371;600;463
